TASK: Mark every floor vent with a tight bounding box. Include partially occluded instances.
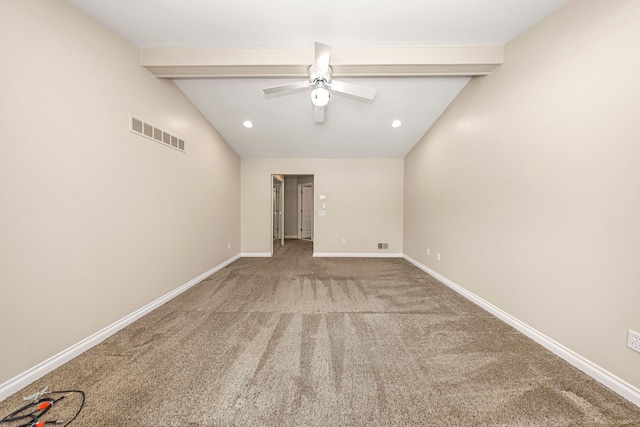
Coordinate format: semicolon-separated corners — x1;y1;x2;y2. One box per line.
130;115;185;152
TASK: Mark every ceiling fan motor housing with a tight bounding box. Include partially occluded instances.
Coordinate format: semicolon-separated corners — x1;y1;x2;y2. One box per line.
309;65;331;85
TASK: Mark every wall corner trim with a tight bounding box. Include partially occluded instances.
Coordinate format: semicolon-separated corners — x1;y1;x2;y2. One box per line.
402;254;640;408
0;253;241;403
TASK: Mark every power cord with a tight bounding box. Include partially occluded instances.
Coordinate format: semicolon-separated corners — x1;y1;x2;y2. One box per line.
0;387;85;427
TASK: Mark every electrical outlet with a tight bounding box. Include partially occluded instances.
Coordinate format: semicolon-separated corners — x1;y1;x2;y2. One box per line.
227;242;231;250
628;330;640;354
341;238;346;244
427;248;430;256
436;252;441;261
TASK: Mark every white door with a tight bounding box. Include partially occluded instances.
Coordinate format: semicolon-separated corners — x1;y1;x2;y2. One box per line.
300;184;313;240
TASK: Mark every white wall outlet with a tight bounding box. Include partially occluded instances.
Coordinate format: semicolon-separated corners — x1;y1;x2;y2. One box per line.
436;252;441;261
628;330;640;354
427;248;431;256
227;242;231;250
341;238;346;244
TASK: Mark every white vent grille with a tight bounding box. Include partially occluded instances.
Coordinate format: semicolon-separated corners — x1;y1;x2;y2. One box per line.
130;115;185;153
132;117;143;133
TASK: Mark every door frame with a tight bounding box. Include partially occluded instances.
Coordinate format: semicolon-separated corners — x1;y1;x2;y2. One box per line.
297;182;314;240
271;175;285;255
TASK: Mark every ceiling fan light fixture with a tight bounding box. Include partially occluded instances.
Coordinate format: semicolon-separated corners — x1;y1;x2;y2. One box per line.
311;87;330;107
391;120;402;128
262;41;376;122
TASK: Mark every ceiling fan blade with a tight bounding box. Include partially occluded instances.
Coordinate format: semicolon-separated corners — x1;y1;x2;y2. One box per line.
330;80;376;101
263;80;309;95
314;105;325;123
314;41;331;75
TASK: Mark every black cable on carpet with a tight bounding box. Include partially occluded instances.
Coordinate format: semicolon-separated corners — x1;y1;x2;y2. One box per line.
0;387;85;427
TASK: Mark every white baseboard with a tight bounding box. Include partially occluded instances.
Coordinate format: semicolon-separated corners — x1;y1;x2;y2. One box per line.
240;252;271;257
0;253;241;402
284;235;298;239
313;252;403;258
402;254;640;408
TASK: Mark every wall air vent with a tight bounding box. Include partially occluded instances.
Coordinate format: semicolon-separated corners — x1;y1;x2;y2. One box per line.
130;115;185;153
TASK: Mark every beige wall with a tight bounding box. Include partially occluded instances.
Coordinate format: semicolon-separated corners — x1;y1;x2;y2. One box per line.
404;0;640;389
241;159;403;255
0;0;240;384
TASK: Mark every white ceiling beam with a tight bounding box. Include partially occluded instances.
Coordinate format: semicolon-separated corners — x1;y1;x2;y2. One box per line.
141;46;503;78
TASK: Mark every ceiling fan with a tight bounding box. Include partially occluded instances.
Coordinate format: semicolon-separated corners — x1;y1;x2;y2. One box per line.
262;41;377;123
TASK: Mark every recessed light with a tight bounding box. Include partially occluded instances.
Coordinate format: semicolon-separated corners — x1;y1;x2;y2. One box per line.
242;120;253;128
391;120;402;128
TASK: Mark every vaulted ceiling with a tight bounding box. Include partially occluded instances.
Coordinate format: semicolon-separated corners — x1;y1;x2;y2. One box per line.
66;0;570;158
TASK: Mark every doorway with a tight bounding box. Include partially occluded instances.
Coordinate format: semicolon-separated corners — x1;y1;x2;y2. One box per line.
274;175;314;255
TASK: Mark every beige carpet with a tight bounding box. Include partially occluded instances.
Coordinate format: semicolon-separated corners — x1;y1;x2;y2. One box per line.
2;239;639;426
